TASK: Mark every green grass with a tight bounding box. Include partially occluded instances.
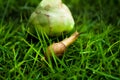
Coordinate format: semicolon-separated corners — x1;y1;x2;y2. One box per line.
0;0;120;80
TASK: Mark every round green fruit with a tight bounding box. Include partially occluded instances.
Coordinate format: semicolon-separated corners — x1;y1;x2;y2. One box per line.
28;0;74;36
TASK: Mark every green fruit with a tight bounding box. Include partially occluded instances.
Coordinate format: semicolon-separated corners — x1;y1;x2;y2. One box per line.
28;0;74;36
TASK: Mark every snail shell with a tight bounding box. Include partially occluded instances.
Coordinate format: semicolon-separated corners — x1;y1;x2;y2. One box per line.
45;42;66;58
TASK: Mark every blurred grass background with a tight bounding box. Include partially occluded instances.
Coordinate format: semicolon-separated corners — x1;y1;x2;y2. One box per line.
0;0;120;25
0;0;120;79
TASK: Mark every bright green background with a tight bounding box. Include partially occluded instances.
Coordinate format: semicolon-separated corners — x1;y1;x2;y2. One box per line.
0;0;120;79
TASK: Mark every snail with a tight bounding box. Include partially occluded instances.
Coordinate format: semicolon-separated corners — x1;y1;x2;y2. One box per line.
44;31;79;59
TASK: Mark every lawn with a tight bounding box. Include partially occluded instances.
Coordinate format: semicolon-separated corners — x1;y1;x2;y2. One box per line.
0;0;120;79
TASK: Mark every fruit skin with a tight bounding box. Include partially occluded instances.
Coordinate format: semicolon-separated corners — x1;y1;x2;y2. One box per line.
28;0;75;36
